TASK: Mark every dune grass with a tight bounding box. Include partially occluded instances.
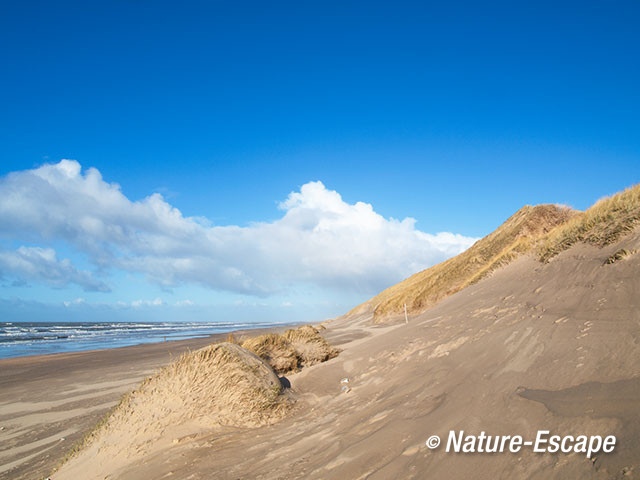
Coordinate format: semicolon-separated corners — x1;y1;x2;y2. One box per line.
283;325;339;368
56;327;339;474
604;248;637;265
241;333;300;374
243;325;339;373
538;184;640;262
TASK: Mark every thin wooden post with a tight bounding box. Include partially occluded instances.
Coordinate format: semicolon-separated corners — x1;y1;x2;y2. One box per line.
404;303;408;324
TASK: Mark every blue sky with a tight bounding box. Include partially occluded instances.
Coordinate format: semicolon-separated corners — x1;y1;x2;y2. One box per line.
0;1;638;323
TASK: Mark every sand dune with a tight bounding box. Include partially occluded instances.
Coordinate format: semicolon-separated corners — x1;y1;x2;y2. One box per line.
55;343;288;480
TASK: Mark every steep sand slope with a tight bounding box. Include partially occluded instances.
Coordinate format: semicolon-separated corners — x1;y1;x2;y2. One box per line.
54;228;640;479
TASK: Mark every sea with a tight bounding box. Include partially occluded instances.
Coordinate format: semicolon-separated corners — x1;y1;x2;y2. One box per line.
0;321;289;359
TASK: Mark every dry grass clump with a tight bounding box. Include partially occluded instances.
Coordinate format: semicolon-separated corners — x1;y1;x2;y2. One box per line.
604;248;637;265
538;184;640;262
241;333;299;374
226;332;239;344
352;204;576;322
284;325;339;368
243;325;339;373
60;343;286;466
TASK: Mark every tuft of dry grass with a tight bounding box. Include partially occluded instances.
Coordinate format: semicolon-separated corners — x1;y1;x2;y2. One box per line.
284;325;339;368
242;325;339;373
226;332;239;344
241;333;299;374
538;184;640;262
604;248;637;265
353;204;576;322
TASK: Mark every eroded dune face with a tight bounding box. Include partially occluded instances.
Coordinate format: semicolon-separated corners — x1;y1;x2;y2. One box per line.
54;343;286;479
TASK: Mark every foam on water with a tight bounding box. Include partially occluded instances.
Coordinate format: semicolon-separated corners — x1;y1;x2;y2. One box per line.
0;321;288;359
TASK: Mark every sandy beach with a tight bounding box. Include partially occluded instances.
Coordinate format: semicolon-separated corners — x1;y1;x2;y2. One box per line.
0;326;293;480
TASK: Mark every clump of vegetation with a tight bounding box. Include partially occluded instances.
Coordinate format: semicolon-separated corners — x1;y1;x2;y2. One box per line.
243;325;339;373
604;248;637;265
226;332;239;344
284;325;339;368
241;333;300;374
538;184;640;262
351;204;576;322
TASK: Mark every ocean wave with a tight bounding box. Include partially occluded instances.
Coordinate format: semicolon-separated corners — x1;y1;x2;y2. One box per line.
0;320;293;358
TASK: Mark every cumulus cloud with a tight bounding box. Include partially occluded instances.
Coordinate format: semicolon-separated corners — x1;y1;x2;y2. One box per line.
0;246;110;292
0;160;478;295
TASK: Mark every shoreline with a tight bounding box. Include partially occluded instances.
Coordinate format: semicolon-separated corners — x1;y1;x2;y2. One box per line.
0;321;303;362
0;322;299;480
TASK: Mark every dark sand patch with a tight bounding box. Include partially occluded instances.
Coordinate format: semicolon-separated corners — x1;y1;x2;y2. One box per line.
519;377;640;474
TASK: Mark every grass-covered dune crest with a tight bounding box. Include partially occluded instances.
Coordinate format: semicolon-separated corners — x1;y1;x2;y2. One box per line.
538;183;640;262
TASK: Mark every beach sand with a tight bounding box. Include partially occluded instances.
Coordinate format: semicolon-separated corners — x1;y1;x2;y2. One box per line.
0;326;292;480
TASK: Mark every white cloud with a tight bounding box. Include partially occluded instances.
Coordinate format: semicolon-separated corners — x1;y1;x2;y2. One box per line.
0;246;109;292
131;297;164;308
175;299;194;307
64;297;86;307
0;160;478;296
